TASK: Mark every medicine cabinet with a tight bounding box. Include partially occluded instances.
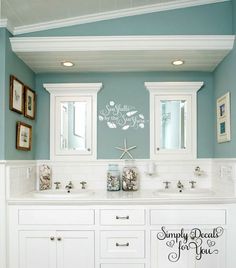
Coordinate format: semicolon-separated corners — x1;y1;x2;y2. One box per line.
44;83;102;161
145;82;204;160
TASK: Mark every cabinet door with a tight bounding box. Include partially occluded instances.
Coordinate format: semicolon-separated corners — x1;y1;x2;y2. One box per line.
151;229;226;268
151;230;195;268
19;231;57;268
57;231;94;268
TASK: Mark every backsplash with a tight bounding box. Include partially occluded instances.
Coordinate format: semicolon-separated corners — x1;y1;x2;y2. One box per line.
5;159;236;198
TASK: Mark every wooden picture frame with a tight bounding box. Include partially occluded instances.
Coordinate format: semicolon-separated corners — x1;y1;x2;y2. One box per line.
10;75;24;114
217;92;231;143
16;122;32;151
24;86;36;119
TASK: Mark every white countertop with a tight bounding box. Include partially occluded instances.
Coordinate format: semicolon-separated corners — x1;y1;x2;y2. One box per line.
7;190;236;205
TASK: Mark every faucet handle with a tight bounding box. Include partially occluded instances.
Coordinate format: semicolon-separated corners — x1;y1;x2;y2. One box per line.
54;182;61;190
163;181;171;189
80;181;87;190
189;181;196;189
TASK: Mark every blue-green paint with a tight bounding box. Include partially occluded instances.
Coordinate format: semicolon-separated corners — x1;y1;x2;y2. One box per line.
18;2;232;37
213;0;236;158
0;29;6;159
35;72;214;160
4;30;36;160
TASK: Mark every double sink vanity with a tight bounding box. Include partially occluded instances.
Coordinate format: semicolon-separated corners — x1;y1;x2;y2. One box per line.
7;180;236;268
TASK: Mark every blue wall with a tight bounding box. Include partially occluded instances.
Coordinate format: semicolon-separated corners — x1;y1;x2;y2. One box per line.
4;30;36;160
0;29;6;159
1;1;234;159
18;2;232;37
35;72;214;159
213;0;236;157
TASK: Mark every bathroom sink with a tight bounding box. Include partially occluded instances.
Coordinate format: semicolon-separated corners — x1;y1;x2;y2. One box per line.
32;189;94;198
154;188;215;198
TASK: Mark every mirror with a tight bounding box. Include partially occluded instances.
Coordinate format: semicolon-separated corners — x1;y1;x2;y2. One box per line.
60;101;87;151
160;100;186;150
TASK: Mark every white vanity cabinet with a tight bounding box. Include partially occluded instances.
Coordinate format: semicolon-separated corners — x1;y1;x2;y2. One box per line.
19;230;94;268
8;205;228;268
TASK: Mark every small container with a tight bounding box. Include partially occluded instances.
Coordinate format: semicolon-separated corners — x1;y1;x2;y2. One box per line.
122;160;139;191
107;164;120;191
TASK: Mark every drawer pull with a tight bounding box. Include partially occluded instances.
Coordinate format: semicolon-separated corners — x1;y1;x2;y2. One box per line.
50;237;55;241
57;237;62;241
116;242;129;247
116;216;129;220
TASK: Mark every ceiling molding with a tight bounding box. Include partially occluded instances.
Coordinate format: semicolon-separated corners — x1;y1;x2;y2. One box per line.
10;35;235;52
13;0;229;35
0;19;14;34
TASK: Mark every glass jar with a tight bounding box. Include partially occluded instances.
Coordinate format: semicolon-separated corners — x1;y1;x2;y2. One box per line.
107;164;120;191
122;160;139;191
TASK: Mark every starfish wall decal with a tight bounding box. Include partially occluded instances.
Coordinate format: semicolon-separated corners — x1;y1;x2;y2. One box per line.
115;139;137;159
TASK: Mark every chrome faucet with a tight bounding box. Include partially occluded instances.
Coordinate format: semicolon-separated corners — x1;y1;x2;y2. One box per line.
177;180;184;192
65;181;74;193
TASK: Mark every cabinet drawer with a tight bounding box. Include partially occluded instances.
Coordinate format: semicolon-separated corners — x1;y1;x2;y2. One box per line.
101;264;145;268
100;231;145;259
150;209;226;225
18;209;94;225
100;209;145;225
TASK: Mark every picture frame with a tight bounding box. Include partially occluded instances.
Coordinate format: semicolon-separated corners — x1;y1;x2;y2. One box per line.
9;75;24;114
16;122;32;151
217;92;231;143
24;86;36;119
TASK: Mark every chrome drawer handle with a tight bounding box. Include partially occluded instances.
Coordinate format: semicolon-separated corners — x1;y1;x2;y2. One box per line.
116;242;129;247
116;216;129;220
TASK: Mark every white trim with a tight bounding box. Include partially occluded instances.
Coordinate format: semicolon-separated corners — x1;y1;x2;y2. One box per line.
44;83;103;95
0;19;14;34
145;82;204;161
12;0;230;35
10;35;235;52
44;83;102;161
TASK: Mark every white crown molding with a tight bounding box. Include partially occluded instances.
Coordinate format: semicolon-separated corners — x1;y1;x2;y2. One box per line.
43;83;103;95
0;19;14;34
12;0;229;35
10;35;235;53
145;81;204;94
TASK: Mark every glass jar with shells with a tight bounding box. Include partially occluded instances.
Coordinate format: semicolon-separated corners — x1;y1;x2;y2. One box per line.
107;164;121;191
122;160;139;191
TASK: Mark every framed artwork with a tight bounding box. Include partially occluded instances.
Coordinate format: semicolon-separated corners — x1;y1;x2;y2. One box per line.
10;75;24;114
217;92;231;143
24;86;36;119
16;122;32;151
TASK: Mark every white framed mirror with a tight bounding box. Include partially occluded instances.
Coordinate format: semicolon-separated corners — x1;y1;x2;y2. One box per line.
145;82;204;160
44;83;102;161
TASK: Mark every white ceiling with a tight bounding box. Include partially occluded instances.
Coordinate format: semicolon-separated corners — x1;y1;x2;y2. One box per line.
10;35;234;73
1;0;229;34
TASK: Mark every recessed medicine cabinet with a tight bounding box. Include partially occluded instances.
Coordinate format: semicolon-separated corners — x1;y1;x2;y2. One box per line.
145;82;204;160
44;83;102;161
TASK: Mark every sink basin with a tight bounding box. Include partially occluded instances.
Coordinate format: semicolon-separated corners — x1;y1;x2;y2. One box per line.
154;188;215;198
32;189;94;198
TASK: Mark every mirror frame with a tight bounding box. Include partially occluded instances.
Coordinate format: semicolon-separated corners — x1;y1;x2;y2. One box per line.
44;83;102;161
145;82;204;160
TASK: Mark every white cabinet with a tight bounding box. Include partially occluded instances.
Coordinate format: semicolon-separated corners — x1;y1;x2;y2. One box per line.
19;231;57;268
44;83;102;161
145;82;204;160
9;205;228;268
19;230;94;268
151;228;226;268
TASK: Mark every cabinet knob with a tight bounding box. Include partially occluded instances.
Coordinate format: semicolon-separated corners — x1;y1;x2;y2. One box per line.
87;148;91;152
50;237;55;241
57;237;62;241
156;147;160;151
116;216;129;220
116;242;129;247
